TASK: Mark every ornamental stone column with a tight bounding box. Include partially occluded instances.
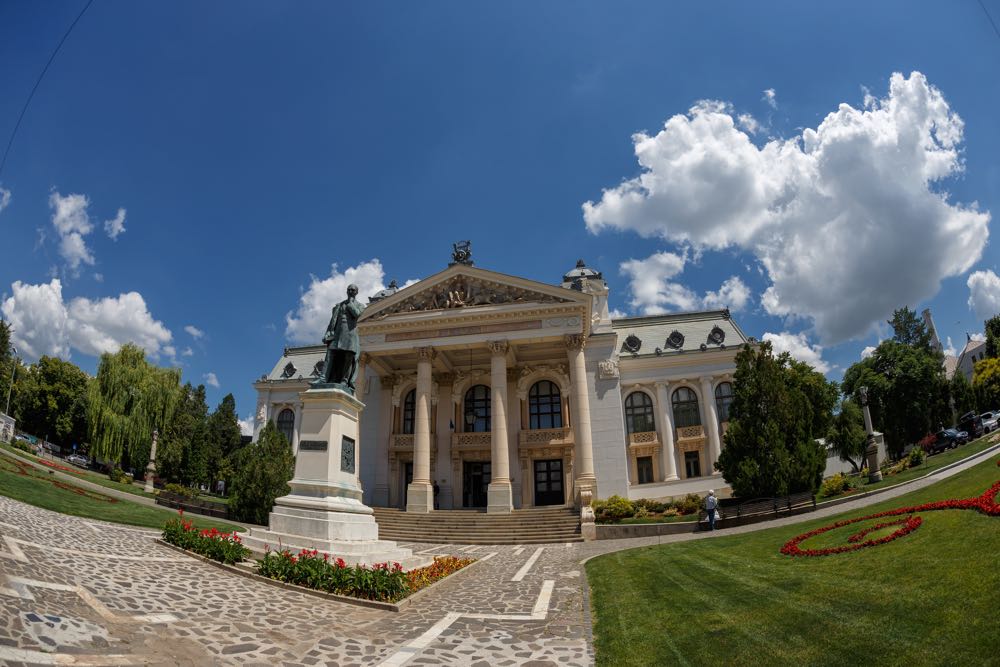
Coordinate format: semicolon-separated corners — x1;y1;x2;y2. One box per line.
486;340;513;513
655;382;679;481
566;334;597;501
406;347;435;512
143;429;159;494
700;376;723;474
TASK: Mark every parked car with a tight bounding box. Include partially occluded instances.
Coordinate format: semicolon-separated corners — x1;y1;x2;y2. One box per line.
957;412;984;440
980;412;998;433
926;429;963;455
66;453;91;467
956;430;970;444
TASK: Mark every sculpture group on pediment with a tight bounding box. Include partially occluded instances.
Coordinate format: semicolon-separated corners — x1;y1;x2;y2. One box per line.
368;275;574;319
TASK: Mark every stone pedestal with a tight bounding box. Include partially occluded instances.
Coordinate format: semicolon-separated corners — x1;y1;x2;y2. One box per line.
487;481;513;514
243;388;427;569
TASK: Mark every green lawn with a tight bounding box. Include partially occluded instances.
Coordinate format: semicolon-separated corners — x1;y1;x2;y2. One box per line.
587;453;1000;666
0;442;155;499
818;434;998;501
0;452;241;532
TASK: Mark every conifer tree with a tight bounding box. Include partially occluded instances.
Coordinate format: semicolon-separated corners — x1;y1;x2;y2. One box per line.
228;420;294;524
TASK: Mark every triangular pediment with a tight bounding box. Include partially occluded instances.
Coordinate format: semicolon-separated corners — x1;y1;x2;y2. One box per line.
359;265;587;323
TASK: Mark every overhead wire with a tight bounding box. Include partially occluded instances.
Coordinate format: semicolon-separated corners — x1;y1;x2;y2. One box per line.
978;0;1000;42
0;0;95;179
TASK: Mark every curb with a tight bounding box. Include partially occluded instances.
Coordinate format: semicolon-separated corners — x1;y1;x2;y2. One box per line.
153;539;490;613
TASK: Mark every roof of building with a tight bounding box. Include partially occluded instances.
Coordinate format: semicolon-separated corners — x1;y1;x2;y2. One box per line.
261;345;326;383
610;309;749;358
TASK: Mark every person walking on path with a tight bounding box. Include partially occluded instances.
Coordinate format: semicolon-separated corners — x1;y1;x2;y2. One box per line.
705;490;718;530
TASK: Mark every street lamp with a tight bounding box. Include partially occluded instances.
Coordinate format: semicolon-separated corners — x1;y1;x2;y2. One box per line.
858;386;883;483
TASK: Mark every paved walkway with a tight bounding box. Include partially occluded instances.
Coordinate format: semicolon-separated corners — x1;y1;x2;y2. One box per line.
1;446;997;666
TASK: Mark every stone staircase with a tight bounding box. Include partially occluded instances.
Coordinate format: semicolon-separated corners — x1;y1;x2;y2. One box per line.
371;506;582;545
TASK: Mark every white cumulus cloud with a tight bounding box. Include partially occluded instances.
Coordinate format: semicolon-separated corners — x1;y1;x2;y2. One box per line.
50;192;95;273
181;346;194;357
1;278;173;361
103;208;126;240
238;413;254;436
285;259;400;344
0;186;10;213
584;72;990;343
203;372;220;388
619;252;751;315
967;269;1000;324
763;331;830;373
184;325;204;339
861;345;876;359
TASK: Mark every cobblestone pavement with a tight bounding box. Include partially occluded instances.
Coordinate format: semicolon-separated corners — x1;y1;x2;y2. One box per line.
2;445;996;666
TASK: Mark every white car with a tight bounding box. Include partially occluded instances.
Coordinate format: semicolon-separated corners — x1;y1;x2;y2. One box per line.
980;412;998;433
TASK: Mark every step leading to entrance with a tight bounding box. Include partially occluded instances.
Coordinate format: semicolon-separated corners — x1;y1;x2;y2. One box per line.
372;506;582;545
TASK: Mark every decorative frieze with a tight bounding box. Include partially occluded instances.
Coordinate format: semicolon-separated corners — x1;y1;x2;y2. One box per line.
564;334;586;351
487;340;509;356
598;358;619;379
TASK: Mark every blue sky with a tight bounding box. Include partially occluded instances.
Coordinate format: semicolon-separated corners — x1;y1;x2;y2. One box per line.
2;1;999;430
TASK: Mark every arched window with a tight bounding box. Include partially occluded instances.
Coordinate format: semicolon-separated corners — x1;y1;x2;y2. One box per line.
715;382;734;423
276;408;295;445
464;385;491;432
529;380;562;429
672;387;702;428
402;389;416;434
624;391;655;434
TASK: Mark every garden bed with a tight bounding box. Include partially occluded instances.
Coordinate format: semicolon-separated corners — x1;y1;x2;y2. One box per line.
154;539;484;612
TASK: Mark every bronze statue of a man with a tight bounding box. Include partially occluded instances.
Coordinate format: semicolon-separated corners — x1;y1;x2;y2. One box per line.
313;284;365;393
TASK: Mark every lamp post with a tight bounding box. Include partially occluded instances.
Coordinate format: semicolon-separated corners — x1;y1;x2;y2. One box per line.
859;386;883;482
144;429;159;494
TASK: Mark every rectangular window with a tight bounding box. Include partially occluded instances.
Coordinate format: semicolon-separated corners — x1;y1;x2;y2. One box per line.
637;456;654;484
684;451;701;478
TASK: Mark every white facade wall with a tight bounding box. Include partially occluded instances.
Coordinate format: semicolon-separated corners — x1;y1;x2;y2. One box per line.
584;333;629;499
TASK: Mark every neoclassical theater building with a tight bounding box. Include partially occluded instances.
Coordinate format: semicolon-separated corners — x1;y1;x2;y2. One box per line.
252;254;749;512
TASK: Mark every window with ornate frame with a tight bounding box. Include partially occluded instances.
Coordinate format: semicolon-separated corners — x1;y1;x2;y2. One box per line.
276;408;295;445
624;391;655;434
402;389;416;434
529;380;562;429
715;382;734;423
672;387;702;428
464;384;491;433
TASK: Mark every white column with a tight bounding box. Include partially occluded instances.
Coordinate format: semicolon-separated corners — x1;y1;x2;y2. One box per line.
406;347;435;512
373;378;392;506
700;376;722;474
655;381;679;481
487;341;513;513
566;334;597;501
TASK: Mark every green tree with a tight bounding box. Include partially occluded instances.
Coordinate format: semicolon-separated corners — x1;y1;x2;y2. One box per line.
11;356;90;448
206;393;243;489
716;342;828;498
827;399;868;472
984;314;1000;359
157;383;211;486
950;370;977;418
972;358;1000;412
228;420;294;524
887;306;933;350
87;344;181;470
842;334;949;457
0;320;15;417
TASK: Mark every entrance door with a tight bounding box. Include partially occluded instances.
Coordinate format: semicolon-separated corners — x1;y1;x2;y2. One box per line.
462;461;491;508
402;462;413;508
534;459;564;506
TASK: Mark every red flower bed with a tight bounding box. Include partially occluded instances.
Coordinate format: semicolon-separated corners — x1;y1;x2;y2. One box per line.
781;471;1000;557
1;455;118;503
36;459;83;475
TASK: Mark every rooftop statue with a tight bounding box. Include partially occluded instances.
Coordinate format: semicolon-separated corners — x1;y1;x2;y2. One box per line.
312;284;364;394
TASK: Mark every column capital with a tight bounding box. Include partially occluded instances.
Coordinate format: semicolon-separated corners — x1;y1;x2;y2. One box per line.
564;334;586;351
487;340;509;356
699;375;715;386
416;346;437;362
654;380;671;391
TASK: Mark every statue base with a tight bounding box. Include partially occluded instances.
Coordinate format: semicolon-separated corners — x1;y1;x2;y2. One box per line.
242;387;428;569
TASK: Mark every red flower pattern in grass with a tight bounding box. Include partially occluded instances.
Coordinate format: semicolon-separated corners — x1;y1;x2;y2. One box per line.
781;468;1000;557
1;455;119;502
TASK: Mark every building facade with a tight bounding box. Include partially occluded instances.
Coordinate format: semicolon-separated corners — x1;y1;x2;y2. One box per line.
253;258;749;511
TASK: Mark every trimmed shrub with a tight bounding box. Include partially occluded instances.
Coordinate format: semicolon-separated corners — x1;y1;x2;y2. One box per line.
673;493;703;515
593;495;635;523
819;473;851;498
163;482;197;499
908;446;926;467
108;467;130;484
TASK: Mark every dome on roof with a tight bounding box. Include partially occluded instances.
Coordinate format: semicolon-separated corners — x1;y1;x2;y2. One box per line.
562;259;603;284
368;279;399;304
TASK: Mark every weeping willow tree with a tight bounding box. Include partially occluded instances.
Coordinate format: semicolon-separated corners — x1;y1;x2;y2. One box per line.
87;343;182;468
